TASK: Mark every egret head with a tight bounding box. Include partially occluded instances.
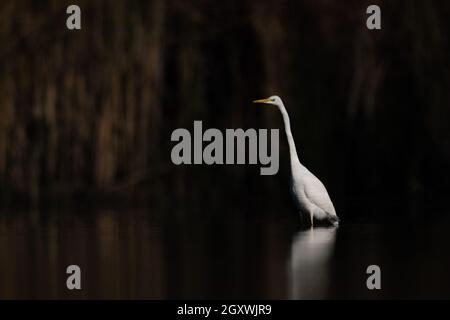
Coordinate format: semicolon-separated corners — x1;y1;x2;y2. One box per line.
253;95;283;108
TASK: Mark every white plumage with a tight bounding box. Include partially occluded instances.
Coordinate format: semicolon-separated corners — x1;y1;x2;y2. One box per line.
253;95;339;227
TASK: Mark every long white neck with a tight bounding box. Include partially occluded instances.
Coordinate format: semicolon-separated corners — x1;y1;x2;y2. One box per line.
277;102;302;170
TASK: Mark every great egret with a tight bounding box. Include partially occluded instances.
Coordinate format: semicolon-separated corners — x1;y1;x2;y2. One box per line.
253;96;339;227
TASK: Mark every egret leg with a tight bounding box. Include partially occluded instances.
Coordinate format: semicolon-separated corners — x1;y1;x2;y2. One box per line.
310;212;314;228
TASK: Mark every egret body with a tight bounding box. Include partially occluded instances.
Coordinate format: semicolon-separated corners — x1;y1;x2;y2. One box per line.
253;96;339;227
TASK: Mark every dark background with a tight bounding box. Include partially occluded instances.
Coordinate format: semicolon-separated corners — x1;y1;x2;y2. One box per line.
2;0;450;222
1;0;450;299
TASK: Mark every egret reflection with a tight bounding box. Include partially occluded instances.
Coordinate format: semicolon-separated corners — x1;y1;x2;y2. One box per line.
289;227;337;299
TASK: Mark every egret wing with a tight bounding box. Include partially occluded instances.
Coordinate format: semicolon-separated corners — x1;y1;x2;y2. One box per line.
303;171;336;216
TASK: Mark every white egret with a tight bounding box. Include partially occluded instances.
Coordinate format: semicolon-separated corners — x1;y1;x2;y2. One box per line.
253;96;339;227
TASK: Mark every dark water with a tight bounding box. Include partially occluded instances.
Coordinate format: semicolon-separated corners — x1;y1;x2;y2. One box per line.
0;208;449;299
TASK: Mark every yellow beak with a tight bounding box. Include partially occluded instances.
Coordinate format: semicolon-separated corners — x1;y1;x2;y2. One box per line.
253;98;271;104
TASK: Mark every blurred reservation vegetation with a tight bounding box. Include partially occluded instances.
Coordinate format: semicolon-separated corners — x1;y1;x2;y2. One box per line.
0;0;450;219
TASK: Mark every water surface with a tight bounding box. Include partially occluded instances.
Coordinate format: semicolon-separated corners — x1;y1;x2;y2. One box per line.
0;208;449;299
